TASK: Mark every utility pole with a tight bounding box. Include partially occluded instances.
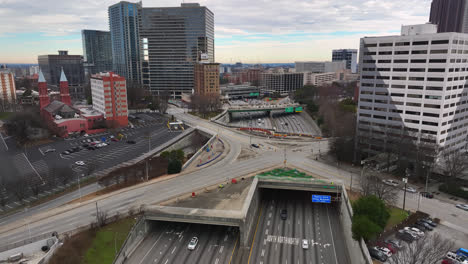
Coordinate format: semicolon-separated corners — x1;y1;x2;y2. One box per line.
417;192;421;211
402;177;408;211
146;133;151;181
424;166;430;193
350;165;354;192
78;173;83;202
95;201;99;223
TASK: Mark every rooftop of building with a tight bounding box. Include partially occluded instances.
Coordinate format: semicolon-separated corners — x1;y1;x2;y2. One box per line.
78;107;104;117
43;100;78;115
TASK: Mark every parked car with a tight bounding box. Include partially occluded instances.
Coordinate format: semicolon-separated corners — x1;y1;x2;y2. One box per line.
111;138;119;142
404;227;424;237
368;247;388;262
72;147;81;152
377;241;397;254
302;239;309;249
187;237;198;250
420;218;437;227
420;192;434;198
280;209;287;220
382;179;399;186
44;149;56;154
385;239;403;249
415;221;434;231
62;151;70;155
126;140;136;144
75;161;85;166
251;144;259;148
87;146;96;150
86;139;92;143
456;204;468;211
376;246;393;257
397;230;417;242
403;186;417;193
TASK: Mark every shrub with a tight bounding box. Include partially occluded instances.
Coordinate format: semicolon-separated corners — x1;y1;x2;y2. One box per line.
352;215;382;241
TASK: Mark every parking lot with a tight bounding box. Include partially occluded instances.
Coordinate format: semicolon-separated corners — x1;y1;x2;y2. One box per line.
249;189;350;264
127;222;238;264
0;113;185;212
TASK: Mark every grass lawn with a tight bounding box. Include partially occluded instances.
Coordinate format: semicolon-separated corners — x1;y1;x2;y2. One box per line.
385;207;409;231
0;112;12;120
83;217;137;264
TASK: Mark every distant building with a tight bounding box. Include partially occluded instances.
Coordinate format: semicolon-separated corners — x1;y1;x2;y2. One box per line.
430;0;468;33
295;61;346;73
38;50;85;86
221;84;260;100
332;49;358;73
0;71;16;103
139;3;214;97
81;30;113;77
108;1;142;84
194;62;220;96
303;72;338;86
261;72;304;94
91;72;128;127
29;66;39;75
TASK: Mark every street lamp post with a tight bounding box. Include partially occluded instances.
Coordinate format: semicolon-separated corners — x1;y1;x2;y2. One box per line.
78;174;83;202
350;164;354;192
402;177;408;211
424;166;430;193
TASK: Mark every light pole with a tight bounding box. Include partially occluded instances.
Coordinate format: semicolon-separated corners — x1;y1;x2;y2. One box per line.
24;207;31;240
417;192;422;211
78;173;83;202
350;164;354;192
145;133;151;181
402;176;408;211
424;166;430;193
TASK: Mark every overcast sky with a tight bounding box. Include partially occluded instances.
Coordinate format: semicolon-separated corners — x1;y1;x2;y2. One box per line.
0;0;432;64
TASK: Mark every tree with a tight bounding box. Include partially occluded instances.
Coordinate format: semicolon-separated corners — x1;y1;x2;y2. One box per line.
439;149;468;180
360;173;398;205
6;177;29;203
351;215;382;241
126;82;146;109
157;91;170;114
4;110;46;145
167;159;182;174
389;233;454;264
353;195;390;229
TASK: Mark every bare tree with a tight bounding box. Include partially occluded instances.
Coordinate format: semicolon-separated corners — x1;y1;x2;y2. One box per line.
439;149;468;180
360;172;398;205
96;210;108;228
389;233;454;264
157;91;170;114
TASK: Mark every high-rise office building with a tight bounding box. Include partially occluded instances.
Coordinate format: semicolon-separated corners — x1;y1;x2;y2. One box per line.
194;62;220;96
430;0;468;33
332;49;358;73
295;61;346;73
357;24;468;159
261;72;304;94
81;30;113;77
108;1;142;84
139;3;214;97
0;70;16;103
38;50;85;86
91;72;128;127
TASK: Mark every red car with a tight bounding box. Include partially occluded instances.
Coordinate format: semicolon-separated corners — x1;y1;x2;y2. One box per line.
111;138;119;142
442;259;454;264
376;242;397;254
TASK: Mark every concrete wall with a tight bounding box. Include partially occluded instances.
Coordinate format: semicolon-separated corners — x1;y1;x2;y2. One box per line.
339;185;373;264
239;178;260;247
113;216;149;264
182;133;217;170
162;129;209;153
0;237;58;263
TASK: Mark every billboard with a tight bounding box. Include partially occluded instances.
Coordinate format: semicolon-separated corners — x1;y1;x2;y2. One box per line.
312;195;331;203
285;107;294;113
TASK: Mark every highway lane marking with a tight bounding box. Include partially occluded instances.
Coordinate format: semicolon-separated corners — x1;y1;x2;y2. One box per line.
171;246;176;254
224;235;228;242
138;230;165;264
326;206;339;264
164;259;168;264
267;220;270;226
219;245;224;253
261;249;265;256
214;258;219;264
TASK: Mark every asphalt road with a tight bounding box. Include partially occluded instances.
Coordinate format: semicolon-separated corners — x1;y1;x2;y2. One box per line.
127;222;238;264
0;106;467;253
249;189;349;264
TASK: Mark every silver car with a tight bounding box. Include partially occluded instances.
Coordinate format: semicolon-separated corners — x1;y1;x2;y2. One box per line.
456;204;468;211
187;237;198;250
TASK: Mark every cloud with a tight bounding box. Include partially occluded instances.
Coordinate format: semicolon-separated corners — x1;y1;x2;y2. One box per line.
0;0;432;63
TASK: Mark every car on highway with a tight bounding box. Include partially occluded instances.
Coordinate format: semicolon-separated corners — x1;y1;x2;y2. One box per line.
302;239;309;249
127;140;136;144
456;204;468;211
376;246;392;257
75;161;85;166
368;247;388;262
403;186;417;193
280;209;287;220
62;150;70;155
44;149;56;154
187;237;198;250
382;179;399;186
420;192;434;198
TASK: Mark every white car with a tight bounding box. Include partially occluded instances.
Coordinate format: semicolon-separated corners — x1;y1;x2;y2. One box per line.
75;161;85;166
456;204;468;211
404;227;424;237
187;237;198;250
403;186;417;193
376;246;392;257
44;149;56;154
399;229;419;239
382;179;399;186
302;239;309;249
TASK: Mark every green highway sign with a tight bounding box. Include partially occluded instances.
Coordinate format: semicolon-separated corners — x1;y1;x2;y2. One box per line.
285;107;294;113
295;106;303;112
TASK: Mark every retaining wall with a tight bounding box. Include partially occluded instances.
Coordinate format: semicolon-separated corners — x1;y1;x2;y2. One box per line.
181;132;217;170
113;216;149;264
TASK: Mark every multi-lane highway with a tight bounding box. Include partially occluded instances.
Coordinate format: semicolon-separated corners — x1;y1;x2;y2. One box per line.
249;189;349;264
127;222;238;264
0;105;467;254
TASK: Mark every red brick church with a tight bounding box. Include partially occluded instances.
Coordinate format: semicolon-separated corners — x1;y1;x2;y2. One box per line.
38;68;106;137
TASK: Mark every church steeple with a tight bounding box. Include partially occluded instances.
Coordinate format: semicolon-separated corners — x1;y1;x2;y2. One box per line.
59;67;71;106
38;69;50;109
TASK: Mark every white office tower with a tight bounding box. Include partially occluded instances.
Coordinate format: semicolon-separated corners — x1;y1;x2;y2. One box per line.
357;24;468;159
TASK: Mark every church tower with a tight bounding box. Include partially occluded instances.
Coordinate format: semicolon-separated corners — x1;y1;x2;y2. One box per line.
38;69;50;109
59;68;72;105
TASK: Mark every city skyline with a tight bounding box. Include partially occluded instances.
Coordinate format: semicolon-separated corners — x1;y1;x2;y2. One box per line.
1;0;431;64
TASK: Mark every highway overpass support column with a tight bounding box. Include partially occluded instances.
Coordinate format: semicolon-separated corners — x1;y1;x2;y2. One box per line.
228;112;232;123
239;178;260;247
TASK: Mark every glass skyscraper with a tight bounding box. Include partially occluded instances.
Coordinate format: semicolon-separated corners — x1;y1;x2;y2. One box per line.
139;3;214;97
81;30;113;77
108;1;142;84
